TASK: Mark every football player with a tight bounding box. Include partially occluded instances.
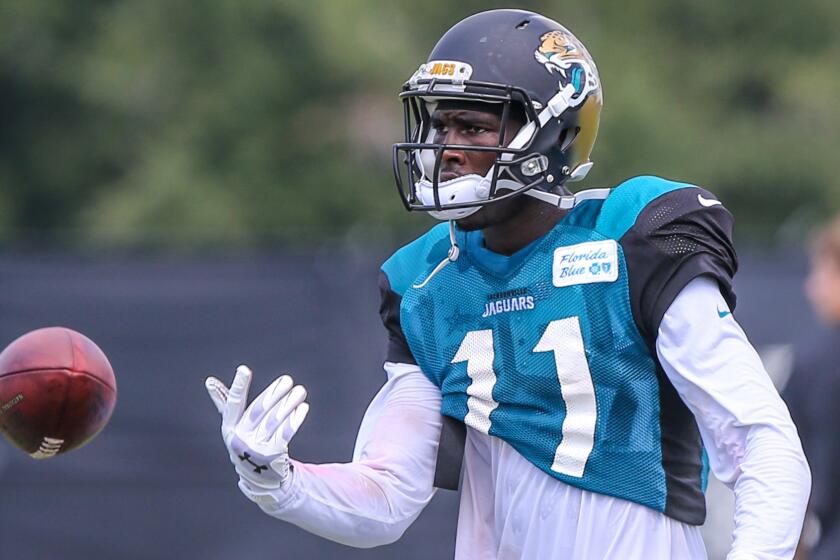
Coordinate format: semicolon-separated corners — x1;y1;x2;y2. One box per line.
206;9;810;559
783;216;840;560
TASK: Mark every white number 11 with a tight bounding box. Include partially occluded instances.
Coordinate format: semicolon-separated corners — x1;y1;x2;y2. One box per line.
452;317;597;478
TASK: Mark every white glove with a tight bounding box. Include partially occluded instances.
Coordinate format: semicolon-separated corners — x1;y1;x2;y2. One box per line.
206;365;310;491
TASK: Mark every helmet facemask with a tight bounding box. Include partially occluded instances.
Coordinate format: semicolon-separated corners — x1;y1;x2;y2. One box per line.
393;62;600;221
393;78;552;220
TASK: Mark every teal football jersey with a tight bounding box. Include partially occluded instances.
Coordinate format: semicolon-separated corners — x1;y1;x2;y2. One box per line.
378;176;737;524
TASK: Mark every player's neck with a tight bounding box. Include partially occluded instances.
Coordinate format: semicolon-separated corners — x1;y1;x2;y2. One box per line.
482;200;567;256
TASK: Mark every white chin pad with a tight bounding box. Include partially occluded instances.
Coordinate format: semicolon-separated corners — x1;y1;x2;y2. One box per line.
414;167;527;221
417;174;490;205
428;207;481;220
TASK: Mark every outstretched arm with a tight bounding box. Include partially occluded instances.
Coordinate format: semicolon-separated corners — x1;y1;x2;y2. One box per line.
207;361;443;548
656;276;811;559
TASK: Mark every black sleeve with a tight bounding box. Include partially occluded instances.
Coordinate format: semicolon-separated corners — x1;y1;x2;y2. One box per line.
379;270;463;491
781;355;809;450
377;270;417;365
621;187;738;344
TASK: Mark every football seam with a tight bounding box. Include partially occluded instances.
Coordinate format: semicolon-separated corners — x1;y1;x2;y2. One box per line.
52;365;72;443
63;327;76;375
0;368;117;393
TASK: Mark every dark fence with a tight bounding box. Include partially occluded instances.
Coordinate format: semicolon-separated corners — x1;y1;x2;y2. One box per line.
0;249;814;559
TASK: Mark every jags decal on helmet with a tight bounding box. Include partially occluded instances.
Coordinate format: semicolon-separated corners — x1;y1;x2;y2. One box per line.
536;30;581;67
534;30;600;102
392;9;603;221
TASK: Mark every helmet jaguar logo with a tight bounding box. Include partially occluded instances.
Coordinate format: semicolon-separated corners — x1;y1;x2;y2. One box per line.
534;30;596;98
537;30;579;62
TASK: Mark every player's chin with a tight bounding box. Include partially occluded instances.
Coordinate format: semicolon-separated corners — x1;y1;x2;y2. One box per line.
455;209;488;231
455;218;482;231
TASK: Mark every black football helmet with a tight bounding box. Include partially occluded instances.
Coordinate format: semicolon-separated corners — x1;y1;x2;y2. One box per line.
393;9;603;220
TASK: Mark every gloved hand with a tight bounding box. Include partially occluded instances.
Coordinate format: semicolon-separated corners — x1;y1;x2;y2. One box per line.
206;365;310;491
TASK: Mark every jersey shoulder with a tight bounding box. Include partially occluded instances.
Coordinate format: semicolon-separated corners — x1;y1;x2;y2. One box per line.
381;222;451;297
594;175;725;240
591;175;738;341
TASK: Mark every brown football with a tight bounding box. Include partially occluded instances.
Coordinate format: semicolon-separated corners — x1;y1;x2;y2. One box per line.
0;327;117;459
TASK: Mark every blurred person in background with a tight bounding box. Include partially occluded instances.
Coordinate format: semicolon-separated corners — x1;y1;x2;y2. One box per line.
206;9;810;559
784;216;840;560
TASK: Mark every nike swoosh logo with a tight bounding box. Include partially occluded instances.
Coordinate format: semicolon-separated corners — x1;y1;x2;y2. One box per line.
717;307;731;318
698;194;722;207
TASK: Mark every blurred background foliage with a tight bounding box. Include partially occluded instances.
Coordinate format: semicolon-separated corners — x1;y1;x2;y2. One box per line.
1;0;838;249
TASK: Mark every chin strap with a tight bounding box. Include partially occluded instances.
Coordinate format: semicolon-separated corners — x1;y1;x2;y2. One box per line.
524;187;612;209
412;187;612;290
413;221;460;289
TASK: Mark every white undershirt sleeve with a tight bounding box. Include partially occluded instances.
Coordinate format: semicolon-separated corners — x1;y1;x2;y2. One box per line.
238;362;443;548
656;276;811;560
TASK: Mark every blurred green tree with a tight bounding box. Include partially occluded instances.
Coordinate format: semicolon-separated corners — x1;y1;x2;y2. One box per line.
1;0;838;248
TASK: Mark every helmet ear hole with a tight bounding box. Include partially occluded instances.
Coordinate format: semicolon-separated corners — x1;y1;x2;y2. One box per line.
558;127;580;152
